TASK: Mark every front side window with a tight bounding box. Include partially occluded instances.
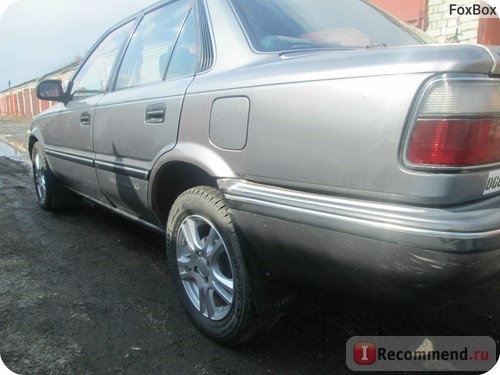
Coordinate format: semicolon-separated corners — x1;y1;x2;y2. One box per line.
71;21;133;97
115;0;191;90
230;0;428;52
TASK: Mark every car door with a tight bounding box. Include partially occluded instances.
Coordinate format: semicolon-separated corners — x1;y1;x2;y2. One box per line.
43;20;135;201
93;0;197;220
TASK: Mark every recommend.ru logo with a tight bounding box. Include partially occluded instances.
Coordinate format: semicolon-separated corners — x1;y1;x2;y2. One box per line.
346;336;497;372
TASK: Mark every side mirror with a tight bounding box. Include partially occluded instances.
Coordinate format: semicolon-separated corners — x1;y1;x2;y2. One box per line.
36;80;70;103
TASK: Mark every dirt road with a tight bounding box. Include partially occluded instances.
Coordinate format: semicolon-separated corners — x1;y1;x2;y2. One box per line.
0;118;499;374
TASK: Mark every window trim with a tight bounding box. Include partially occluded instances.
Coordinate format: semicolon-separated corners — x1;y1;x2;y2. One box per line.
161;7;195;81
195;0;215;74
68;15;139;98
109;0;198;92
105;16;143;94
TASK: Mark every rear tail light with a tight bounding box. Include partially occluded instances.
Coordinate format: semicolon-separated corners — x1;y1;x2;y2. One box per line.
405;77;500;169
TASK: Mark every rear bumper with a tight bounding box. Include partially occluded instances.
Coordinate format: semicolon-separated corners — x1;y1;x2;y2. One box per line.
219;179;500;301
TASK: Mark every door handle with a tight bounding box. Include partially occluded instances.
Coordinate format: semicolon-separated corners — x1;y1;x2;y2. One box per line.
80;112;91;126
145;103;166;124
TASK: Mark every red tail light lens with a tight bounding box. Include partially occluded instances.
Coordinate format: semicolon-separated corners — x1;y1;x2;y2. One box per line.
408;118;500;166
405;77;500;169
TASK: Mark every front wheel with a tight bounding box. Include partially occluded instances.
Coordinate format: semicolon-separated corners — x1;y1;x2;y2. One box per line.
166;186;261;345
32;142;58;210
31;142;79;210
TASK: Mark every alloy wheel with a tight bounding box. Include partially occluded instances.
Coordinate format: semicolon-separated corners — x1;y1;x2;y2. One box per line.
175;215;234;321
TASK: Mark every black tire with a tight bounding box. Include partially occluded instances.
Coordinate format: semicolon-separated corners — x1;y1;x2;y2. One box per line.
166;186;261;345
31;142;64;211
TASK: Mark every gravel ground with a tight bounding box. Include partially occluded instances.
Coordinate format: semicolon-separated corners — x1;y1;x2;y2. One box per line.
0;118;499;374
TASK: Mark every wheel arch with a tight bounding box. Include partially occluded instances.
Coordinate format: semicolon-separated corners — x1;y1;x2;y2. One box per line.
28;135;39;159
150;161;218;225
148;143;237;224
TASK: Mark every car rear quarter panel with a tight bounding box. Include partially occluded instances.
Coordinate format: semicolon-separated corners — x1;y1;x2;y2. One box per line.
181;71;496;206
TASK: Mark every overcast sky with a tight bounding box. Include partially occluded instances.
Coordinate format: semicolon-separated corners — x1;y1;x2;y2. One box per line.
0;0;158;91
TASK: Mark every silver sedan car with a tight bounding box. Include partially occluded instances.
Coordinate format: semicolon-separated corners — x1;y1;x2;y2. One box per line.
30;0;500;344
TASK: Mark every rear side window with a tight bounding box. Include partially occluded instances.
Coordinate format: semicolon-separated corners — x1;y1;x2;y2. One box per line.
230;0;425;52
115;0;191;90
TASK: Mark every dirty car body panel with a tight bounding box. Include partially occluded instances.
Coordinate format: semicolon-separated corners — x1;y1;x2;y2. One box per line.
30;0;500;342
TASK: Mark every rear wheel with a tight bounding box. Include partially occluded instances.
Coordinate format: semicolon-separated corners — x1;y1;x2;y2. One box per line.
166;186;261;345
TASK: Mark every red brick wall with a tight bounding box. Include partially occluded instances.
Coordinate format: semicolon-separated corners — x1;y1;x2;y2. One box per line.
369;0;428;29
478;17;500;45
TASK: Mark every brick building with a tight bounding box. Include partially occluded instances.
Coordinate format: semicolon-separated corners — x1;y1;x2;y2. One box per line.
370;0;500;44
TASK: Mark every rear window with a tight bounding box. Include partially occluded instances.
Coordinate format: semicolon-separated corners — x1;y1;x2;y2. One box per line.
230;0;428;52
